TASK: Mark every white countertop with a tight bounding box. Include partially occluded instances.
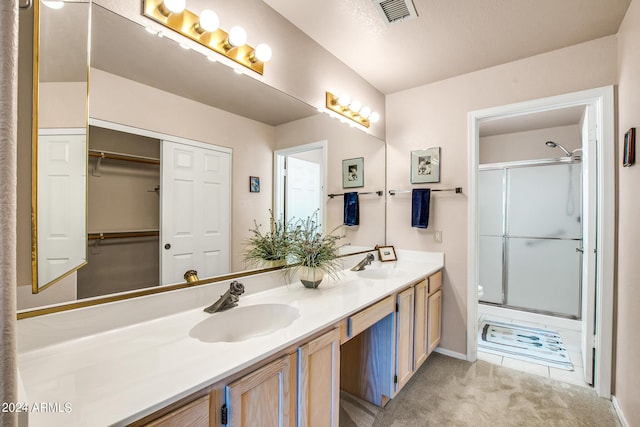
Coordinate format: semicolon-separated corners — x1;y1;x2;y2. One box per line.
17;251;443;426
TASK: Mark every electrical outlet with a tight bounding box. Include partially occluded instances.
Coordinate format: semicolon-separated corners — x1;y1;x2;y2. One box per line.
434;230;442;243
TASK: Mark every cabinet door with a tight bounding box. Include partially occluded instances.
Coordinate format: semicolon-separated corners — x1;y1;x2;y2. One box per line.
298;328;340;427
413;280;429;369
395;286;415;392
226;355;295;427
428;289;442;355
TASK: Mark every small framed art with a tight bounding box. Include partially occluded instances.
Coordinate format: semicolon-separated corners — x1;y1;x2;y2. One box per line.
377;245;397;262
624;128;635;167
342;157;364;188
249;176;260;193
411;147;440;184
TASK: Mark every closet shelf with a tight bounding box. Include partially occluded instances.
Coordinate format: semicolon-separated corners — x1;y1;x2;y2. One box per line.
88;230;159;240
88;149;160;165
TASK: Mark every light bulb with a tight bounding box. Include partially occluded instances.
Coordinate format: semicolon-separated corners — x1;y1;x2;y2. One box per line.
369;112;380;123
42;1;64;9
350;100;362;113
254;44;272;62
228;26;247;47
197;9;219;33
337;93;351;107
360;106;372;118
162;0;185;14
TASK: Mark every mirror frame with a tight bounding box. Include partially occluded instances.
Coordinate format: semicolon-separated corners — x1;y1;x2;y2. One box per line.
30;0;90;293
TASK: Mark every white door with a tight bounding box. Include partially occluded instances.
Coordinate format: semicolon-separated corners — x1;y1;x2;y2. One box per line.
581;105;597;385
161;140;231;285
37;132;87;288
285;156;321;223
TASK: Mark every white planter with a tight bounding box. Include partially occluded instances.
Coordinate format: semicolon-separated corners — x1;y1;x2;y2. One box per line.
298;266;324;288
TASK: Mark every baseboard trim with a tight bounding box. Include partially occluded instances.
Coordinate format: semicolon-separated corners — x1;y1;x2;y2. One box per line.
612;395;629;427
434;347;467;360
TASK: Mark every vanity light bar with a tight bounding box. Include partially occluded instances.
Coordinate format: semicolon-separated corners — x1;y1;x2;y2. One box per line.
143;0;268;75
326;92;377;128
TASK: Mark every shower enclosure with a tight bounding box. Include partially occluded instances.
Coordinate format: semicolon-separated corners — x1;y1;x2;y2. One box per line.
478;159;582;318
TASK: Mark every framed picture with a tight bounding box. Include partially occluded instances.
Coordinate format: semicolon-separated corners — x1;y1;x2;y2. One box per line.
342;157;364;188
624;128;635;167
411;147;440;184
249;176;260;193
377;245;397;262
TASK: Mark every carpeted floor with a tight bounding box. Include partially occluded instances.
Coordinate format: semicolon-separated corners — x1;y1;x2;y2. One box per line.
339;352;620;427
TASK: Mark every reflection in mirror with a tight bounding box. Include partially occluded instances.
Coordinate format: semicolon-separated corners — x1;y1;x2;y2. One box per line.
21;4;385;313
32;0;90;292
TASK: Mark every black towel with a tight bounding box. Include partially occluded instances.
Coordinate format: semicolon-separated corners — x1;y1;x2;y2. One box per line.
411;188;431;228
344;192;359;226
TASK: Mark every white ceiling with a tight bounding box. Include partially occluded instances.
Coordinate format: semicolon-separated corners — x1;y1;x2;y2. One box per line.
479;105;586;137
264;0;631;94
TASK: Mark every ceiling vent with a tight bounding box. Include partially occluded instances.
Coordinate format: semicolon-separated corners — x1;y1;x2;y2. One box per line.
373;0;418;25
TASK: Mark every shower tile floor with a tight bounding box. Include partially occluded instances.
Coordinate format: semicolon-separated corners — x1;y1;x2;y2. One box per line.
478;313;590;388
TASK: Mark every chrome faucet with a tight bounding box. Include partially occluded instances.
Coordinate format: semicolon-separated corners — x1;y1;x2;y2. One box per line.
204;281;245;313
351;253;375;271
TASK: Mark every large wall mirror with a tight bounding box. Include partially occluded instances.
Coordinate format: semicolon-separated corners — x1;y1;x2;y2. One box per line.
31;0;90;293
20;3;386;313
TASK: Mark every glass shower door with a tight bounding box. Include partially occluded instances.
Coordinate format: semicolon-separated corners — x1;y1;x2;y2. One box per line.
478;169;504;304
505;163;582;317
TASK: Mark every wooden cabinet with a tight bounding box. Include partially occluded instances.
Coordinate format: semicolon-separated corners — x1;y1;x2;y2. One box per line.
395;286;415;391
226;354;296;427
394;270;443;395
298;328;340;427
428;289;442;354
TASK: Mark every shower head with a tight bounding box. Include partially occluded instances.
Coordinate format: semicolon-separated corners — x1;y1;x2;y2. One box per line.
545;141;571;157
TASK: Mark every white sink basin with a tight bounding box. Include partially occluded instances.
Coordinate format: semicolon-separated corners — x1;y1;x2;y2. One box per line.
357;268;407;280
189;303;300;343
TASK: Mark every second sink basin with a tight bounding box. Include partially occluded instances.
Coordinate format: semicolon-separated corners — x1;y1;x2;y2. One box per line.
189;303;300;343
357;268;407;280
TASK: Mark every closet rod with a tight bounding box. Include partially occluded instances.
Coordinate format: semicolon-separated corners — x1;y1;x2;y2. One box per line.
328;190;384;199
88;149;160;165
88;230;160;240
388;187;463;195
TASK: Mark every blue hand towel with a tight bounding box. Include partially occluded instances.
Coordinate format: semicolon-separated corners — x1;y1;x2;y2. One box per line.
411;189;431;228
344;192;359;226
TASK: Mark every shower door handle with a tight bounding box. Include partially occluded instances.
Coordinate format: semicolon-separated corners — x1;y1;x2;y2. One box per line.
576;247;584;253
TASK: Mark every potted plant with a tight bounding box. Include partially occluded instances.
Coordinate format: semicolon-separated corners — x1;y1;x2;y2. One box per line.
244;210;291;268
288;213;343;288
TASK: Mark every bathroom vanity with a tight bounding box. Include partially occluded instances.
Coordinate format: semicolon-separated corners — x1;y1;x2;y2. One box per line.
17;251;443;426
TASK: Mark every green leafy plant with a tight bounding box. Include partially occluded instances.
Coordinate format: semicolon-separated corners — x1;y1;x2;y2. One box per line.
288;212;343;281
244;210;292;267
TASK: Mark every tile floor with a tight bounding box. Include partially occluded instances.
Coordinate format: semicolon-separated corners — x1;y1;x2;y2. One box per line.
478;312;591;388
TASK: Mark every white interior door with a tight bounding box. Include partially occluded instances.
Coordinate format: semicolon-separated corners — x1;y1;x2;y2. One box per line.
37;132;87;288
285;156;321;223
161;140;231;285
581;105;597;385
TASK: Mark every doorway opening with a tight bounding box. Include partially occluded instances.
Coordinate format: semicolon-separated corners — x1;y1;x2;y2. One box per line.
467;86;615;397
274;141;327;229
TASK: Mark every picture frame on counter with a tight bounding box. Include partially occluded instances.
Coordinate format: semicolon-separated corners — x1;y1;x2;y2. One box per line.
411;147;440;184
377;245;397;262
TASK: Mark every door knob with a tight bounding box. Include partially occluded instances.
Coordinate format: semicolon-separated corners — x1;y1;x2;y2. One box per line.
164;243;171;250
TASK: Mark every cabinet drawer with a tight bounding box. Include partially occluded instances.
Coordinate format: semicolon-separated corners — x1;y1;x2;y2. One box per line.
145;395;209;427
347;295;394;339
428;270;442;295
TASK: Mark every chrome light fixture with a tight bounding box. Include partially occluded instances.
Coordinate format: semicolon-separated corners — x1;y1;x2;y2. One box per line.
143;0;272;75
326;91;380;128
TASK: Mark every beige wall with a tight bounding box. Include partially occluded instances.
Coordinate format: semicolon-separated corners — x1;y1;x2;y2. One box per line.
480;125;581;164
275;113;386;248
615;0;640;423
93;0;385;140
386;36;617;355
